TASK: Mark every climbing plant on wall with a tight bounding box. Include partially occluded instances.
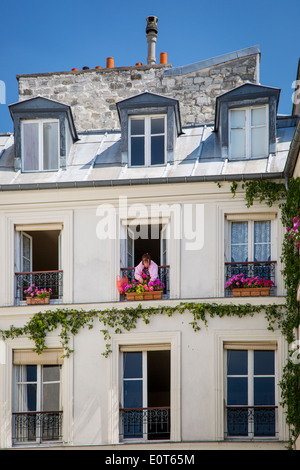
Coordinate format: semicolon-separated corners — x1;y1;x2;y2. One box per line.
229;177;300;445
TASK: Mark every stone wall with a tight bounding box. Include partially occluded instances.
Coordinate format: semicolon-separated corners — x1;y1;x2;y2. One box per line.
17;51;259;132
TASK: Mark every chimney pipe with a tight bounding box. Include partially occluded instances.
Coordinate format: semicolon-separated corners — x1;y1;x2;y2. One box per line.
146;16;158;65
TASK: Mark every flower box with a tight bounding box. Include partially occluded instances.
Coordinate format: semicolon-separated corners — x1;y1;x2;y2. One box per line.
26;296;50;305
232;287;271;297
125;291;163;301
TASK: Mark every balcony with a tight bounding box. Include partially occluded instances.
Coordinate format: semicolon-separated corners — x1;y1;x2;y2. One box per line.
120;407;170;441
225;406;278;439
120;265;170;298
12;411;63;444
15;270;63;305
225;261;277;297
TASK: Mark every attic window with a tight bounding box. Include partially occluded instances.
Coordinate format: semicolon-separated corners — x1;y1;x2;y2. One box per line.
129;115;166;167
229;105;269;160
21;119;59;172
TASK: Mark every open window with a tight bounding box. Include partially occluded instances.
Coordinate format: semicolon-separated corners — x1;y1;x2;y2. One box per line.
15;225;63;304
120;222;170;297
120;347;170;441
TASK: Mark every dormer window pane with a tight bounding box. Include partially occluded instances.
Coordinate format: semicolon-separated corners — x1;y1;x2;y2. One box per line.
151;135;165;165
131;136;145;166
131;119;144;135
23;122;39;171
43;122;59;170
151;117;164;134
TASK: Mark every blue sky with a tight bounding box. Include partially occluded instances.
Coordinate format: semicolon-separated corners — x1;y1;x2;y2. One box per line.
0;0;299;133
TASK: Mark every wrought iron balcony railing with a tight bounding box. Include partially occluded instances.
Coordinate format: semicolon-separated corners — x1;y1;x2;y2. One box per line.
225;406;278;439
15;270;63;304
225;261;277;296
120;407;170;440
120;265;170;297
12;411;63;444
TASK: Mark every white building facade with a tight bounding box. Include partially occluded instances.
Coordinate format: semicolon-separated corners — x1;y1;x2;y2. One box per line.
0;20;298;449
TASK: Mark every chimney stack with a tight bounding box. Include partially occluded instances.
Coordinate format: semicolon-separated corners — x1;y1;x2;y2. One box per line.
146;16;158;65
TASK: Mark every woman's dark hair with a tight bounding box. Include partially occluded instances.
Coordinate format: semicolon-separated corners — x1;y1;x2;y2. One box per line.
142;253;151;262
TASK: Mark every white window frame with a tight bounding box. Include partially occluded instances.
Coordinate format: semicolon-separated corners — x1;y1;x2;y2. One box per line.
213;330;289;442
109;331;181;444
13;363;62;444
21;119;60;172
226;219;275;263
0;336;73;448
120;348;171;442
128;115;166;167
229;105;269;160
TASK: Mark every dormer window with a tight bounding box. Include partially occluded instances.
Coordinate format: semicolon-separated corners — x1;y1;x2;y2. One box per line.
116;92;182;167
215;83;280;161
229;105;268;159
129;115;166;166
9;96;78;172
21;119;59;172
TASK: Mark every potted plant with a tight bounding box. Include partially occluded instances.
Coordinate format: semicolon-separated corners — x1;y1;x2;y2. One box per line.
225;273;274;297
122;277;165;301
24;284;52;305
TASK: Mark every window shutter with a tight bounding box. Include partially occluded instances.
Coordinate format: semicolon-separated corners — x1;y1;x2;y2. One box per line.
120;343;171;352
224;342;277;351
13;349;64;365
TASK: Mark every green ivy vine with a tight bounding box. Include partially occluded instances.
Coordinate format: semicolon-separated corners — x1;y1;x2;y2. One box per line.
0;301;286;358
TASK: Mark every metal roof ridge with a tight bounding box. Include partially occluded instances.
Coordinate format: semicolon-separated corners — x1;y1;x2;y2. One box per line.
164;45;261;77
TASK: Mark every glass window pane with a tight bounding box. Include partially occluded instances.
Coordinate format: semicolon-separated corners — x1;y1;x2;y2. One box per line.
23;122;39;171
151;117;164;134
251;126;267;158
254;221;271;244
254;350;274;375
123;352;142;378
123;380;143;408
43;365;61;382
251;107;266;126
227;377;248;405
131;119;144;135
254;221;271;262
230;110;245;128
131;137;144;166
231;222;248;262
227;350;248;375
151;135;165;165
43;383;60;411
254;377;275;405
230;128;246;158
232;222;248;244
43;122;59;170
